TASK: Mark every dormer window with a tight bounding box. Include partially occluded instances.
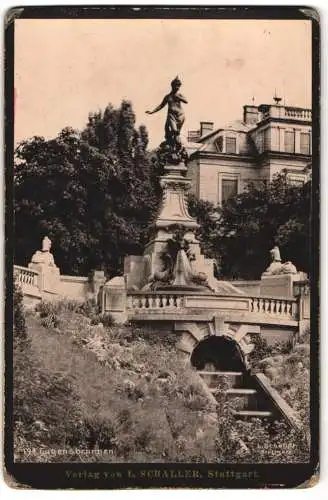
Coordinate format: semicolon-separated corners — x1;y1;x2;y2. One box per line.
226;136;237;154
216;135;224;152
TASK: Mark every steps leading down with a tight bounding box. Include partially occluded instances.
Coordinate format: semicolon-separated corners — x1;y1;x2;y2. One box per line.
198;370;275;421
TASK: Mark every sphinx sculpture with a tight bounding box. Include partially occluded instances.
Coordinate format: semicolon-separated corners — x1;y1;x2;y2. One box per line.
263;246;297;276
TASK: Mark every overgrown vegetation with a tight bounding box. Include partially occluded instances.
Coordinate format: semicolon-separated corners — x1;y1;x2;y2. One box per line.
14;102;161;276
13;280;27;340
14;300;217;463
14;299;310;464
249;334;310;431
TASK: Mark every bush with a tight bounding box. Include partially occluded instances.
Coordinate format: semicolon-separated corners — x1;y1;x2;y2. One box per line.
13;280;27;340
249;336;293;366
90;313;114;328
77;298;100;318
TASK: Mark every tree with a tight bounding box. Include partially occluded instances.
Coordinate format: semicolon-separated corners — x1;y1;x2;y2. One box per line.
14;101;160;276
188;173;311;280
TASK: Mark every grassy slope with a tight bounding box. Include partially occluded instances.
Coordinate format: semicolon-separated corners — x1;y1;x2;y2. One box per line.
13;301;311;464
14;309;218;463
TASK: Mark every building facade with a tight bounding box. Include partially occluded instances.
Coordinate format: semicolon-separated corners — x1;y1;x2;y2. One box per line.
186;101;312;205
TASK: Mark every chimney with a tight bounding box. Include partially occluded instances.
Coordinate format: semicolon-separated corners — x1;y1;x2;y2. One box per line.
200;121;214;137
243;105;259;125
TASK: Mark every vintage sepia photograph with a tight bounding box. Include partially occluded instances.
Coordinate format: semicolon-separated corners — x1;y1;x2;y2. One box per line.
5;6;319;489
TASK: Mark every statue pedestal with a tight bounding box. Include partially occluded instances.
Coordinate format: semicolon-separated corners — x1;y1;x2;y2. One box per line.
101;158;244;317
102;276;127;323
28;249;60;295
155;164;199;230
260;273;303;298
28;262;60;295
123;163;241;294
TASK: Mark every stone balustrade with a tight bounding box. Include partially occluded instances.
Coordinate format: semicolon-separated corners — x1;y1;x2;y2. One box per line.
259;105;311;122
14;265;39;288
127;291;298;321
285;107;312;121
128;292;184;310
250;296;297;318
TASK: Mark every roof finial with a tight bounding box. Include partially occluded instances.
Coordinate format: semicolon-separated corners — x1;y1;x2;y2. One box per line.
273;88;282;105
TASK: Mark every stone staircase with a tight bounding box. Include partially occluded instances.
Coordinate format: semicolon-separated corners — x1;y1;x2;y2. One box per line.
198;370;276;422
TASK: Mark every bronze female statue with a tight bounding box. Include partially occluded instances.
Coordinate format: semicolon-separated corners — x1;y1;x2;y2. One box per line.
146;76;187;149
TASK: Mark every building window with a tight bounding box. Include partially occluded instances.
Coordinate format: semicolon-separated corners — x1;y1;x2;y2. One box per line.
285;130;295;153
300;132;310;154
225;136;237;154
221;178;238;203
264;128;271;151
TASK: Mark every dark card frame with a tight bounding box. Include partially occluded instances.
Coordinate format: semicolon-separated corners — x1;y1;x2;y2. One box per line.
4;5;320;489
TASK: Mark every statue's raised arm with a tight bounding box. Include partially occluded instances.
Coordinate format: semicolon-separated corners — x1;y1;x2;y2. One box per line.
145;95;169;115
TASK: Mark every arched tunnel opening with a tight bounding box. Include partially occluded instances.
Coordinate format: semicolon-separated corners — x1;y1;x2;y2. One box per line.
190;335;247;372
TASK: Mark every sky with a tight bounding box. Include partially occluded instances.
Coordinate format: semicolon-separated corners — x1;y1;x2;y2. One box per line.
14;18;312;147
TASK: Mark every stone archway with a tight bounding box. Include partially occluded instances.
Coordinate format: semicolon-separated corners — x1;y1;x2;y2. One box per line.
190;335;247;372
175;320;258;363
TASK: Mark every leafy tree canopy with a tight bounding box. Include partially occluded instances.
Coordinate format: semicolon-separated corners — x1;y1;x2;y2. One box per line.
188;173;311;280
14;101;161;276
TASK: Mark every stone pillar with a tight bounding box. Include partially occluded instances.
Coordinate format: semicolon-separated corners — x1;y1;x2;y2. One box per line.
295;129;301;154
279;127;285;152
260;273;303;298
91;270;106;302
143;163;200;280
101;276;127;323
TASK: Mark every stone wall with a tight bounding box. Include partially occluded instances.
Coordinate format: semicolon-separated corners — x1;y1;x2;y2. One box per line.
193;158;258;205
59;275;91;301
230;280;261;296
260;326;295;345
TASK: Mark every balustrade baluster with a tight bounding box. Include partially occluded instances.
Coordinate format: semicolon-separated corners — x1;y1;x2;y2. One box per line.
141;296;147;308
277;300;281;315
281;301;286;315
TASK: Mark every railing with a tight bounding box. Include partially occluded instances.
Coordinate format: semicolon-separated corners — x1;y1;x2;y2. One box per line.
14;265;39;288
128;292;184;310
127;291;298;321
259;105;311;122
285;107;312;121
250;296;297;318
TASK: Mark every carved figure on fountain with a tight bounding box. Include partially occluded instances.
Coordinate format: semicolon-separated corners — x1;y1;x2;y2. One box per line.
143;224;212;291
